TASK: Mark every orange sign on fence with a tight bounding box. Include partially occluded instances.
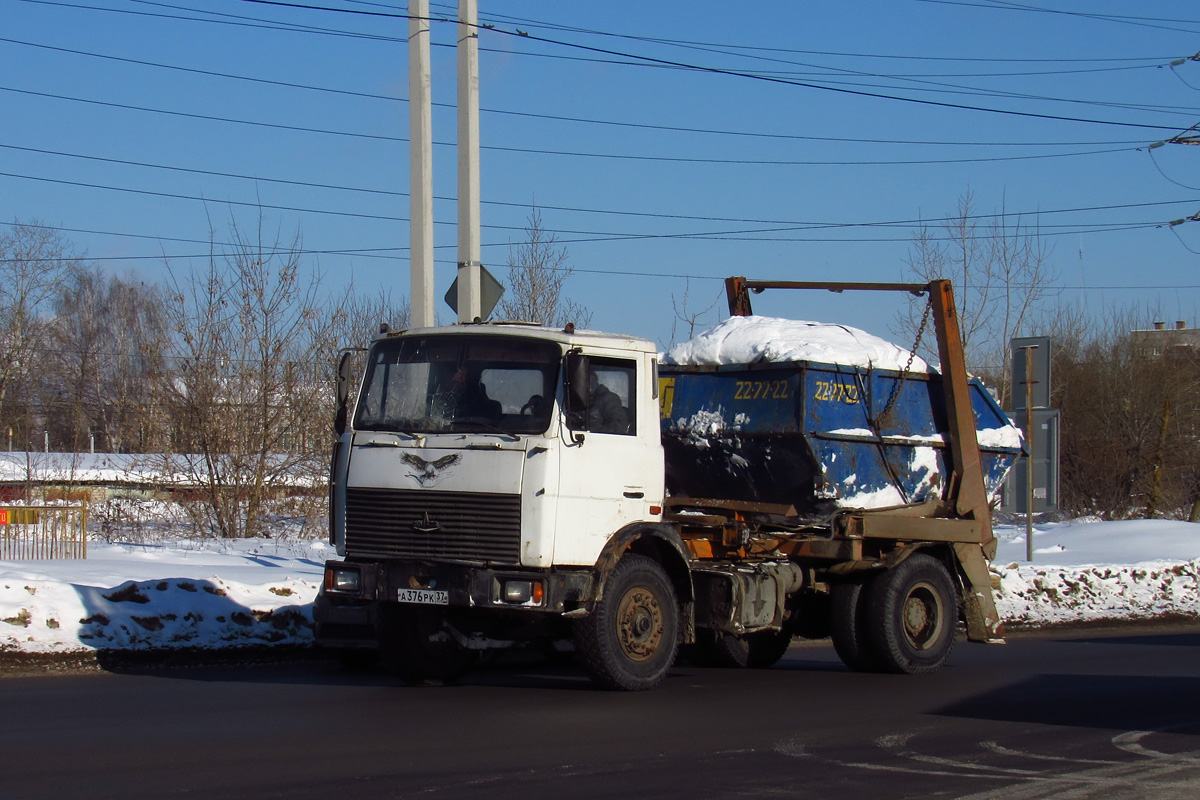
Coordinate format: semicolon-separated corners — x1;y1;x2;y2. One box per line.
0;506;86;559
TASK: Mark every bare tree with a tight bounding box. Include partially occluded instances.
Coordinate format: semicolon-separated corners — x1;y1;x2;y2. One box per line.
497;208;591;328
313;286;411;437
0;221;79;444
160;215;330;538
662;278;721;351
48;266;168;453
900;191;1056;397
328;286;410;346
104;276;170;452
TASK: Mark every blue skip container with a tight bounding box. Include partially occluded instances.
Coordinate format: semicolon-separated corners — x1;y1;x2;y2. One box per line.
658;361;1022;520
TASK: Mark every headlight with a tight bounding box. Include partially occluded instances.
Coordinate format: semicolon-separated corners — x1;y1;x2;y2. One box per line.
501;579;545;605
325;565;362;594
503;580;532;604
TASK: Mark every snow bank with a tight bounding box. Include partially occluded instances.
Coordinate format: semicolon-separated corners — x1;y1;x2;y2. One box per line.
663;315;931;373
995;560;1199;626
993;519;1199;627
2;576;318;653
1;538;329;654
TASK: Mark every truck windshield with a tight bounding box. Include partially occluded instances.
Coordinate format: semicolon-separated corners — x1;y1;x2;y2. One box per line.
354;335;561;435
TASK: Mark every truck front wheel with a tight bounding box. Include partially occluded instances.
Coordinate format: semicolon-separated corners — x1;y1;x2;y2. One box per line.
379;604;478;685
575;555;680;691
868;554;956;674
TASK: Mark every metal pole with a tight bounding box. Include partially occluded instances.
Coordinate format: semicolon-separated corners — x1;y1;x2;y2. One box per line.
1022;345;1037;562
409;0;435;328
456;0;482;323
1146;398;1171;519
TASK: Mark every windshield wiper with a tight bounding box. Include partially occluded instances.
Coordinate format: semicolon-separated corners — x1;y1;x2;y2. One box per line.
452;418;519;439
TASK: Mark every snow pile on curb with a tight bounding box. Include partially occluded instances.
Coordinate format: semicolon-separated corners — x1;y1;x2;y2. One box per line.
995;560;1200;627
991;519;1199;627
2;536;329;654
2;576;317;653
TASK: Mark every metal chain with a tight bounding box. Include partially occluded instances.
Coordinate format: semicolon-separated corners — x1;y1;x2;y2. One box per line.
871;295;933;430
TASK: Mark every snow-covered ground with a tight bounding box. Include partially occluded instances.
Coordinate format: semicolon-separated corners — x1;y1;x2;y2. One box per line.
992;518;1199;627
1;517;1197;655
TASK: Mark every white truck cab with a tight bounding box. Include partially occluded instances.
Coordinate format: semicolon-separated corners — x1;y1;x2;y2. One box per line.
318;323;683;689
332;323;663;565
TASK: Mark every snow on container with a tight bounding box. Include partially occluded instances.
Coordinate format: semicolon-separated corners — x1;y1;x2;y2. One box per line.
659;316;1022;519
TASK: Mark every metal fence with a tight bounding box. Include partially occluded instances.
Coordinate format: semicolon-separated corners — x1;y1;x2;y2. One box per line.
0;506;88;560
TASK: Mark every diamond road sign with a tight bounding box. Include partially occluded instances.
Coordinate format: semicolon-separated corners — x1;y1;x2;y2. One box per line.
445;265;505;320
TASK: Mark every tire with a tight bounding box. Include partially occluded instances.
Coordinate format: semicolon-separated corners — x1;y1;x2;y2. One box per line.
574;554;680;691
691;628;793;669
379;604;479;685
681;628;728;668
790;594;832;641
867;554;957;674
830;576;882;672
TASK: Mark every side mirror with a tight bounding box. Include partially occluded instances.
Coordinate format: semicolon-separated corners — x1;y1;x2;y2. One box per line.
336;351;356;406
564;351;589;433
334;351;356;435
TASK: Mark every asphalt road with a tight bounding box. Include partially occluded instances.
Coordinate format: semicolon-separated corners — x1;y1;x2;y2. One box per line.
4;626;1199;800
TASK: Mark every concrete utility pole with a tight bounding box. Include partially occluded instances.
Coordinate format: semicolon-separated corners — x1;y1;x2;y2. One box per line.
456;0;483;323
1021;343;1037;562
408;0;435;328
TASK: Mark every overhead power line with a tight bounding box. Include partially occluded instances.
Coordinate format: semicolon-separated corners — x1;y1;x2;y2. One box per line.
0;35;394;101
0;86;1141;167
442;7;1199;118
1;175;1195;248
1;142;1152;230
8;159;1198;226
462;3;1183;63
17;0;400;41
17;3;1196;129
25;0;1195;69
239;0;1197;133
915;0;1200;35
0;36;1153;149
3;219;1197;298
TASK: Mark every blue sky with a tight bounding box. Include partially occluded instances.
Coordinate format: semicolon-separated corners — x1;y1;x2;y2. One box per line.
4;0;1200;350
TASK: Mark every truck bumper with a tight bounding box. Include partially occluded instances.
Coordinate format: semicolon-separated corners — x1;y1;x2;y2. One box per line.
313;559;595;648
313;592;379;648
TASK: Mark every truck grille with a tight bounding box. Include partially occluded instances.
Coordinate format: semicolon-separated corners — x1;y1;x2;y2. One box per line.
344;487;522;564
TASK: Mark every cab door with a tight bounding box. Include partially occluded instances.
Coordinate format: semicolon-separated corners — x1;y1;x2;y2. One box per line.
552;351;664;566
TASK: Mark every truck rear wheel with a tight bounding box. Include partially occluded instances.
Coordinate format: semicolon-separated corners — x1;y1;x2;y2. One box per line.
380;604;478;685
574;554;680;691
867;554;956;674
830;577;882;672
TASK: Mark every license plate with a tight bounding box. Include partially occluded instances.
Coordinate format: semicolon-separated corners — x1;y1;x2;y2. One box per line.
397;587;449;605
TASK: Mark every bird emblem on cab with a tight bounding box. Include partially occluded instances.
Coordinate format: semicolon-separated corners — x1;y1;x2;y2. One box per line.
400;452;461;487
